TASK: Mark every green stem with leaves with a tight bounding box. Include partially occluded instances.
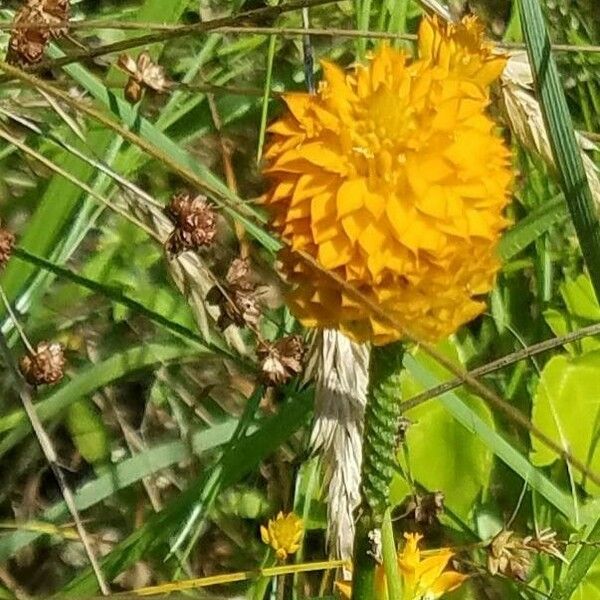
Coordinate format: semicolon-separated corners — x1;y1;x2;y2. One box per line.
352;342;404;600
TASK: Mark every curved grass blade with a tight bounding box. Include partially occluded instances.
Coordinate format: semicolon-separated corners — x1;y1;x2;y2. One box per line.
0;417;246;562
12;248;235;360
499;194;567;261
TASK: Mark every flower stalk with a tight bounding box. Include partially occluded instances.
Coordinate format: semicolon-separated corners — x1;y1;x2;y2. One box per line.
352;342;404;600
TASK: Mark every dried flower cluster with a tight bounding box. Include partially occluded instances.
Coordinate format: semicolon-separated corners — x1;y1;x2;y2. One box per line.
7;0;70;67
257;334;305;385
19;341;65;386
165;192;217;256
407;491;445;525
260;511;304;561
487;528;565;582
263;16;512;345
206;258;260;330
0;227;15;269
117;51;170;104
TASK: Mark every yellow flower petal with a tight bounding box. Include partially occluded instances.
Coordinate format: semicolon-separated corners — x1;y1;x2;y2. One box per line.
262;15;512;345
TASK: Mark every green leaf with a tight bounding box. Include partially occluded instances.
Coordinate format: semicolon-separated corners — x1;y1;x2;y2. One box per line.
401;348;576;521
531;351;600;495
65;400;110;465
498;194;566;261
561;274;600;321
391;343;493;519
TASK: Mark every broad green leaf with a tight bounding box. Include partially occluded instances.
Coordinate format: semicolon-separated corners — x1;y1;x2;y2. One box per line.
401;349;576;521
390;342;494;520
561;275;600;321
531;351;600;495
65;400;110;465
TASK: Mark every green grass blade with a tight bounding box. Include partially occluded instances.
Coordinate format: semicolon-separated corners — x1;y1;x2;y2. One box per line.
0;342;201;456
551;518;600;600
0;418;242;561
59;391;313;597
499;194;567;261
518;0;600;300
13;248;234;359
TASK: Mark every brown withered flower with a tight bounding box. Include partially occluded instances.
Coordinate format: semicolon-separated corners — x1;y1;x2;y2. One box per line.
487;530;532;582
19;341;66;386
165;192;217;256
206;258;260;330
258;335;305;385
410;491;445;525
0;227;15;269
7;0;70;67
117;51;170;103
523;528;566;563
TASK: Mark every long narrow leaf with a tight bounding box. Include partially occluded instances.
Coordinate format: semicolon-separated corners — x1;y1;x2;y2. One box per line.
518;0;600;300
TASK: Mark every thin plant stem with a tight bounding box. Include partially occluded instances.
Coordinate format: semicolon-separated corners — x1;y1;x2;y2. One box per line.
0;107;164;211
301;8;315;93
381;509;402;600
28;0;341;73
0;285;34;354
0;128;162;243
257;34;277;165
400;321;600;413
0;331;110;596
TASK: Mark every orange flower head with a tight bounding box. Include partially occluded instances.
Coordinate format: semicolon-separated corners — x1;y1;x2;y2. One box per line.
336;532;468;599
263;16;512;345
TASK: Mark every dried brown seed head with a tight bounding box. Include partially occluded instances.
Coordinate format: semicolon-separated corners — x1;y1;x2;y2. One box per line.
165;192;217;255
258;335;305;385
118;50;170;103
7;0;70;67
206;258;261;330
487;530;532;582
219;288;260;330
523;528;566;563
395;416;412;445
0;228;15;269
19;341;66;386
226;257;254;291
412;491;445;525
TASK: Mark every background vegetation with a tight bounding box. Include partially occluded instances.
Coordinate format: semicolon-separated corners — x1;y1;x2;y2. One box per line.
1;0;600;598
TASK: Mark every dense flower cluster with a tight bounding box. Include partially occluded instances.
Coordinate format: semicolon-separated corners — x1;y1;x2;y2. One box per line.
263;17;512;345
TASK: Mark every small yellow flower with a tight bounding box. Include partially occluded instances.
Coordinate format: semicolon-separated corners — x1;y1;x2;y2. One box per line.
398;533;467;599
336;533;468;599
260;511;304;561
263;16;512;345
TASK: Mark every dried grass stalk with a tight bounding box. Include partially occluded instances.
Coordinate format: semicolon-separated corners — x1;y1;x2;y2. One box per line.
501;52;600;205
307;329;369;565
